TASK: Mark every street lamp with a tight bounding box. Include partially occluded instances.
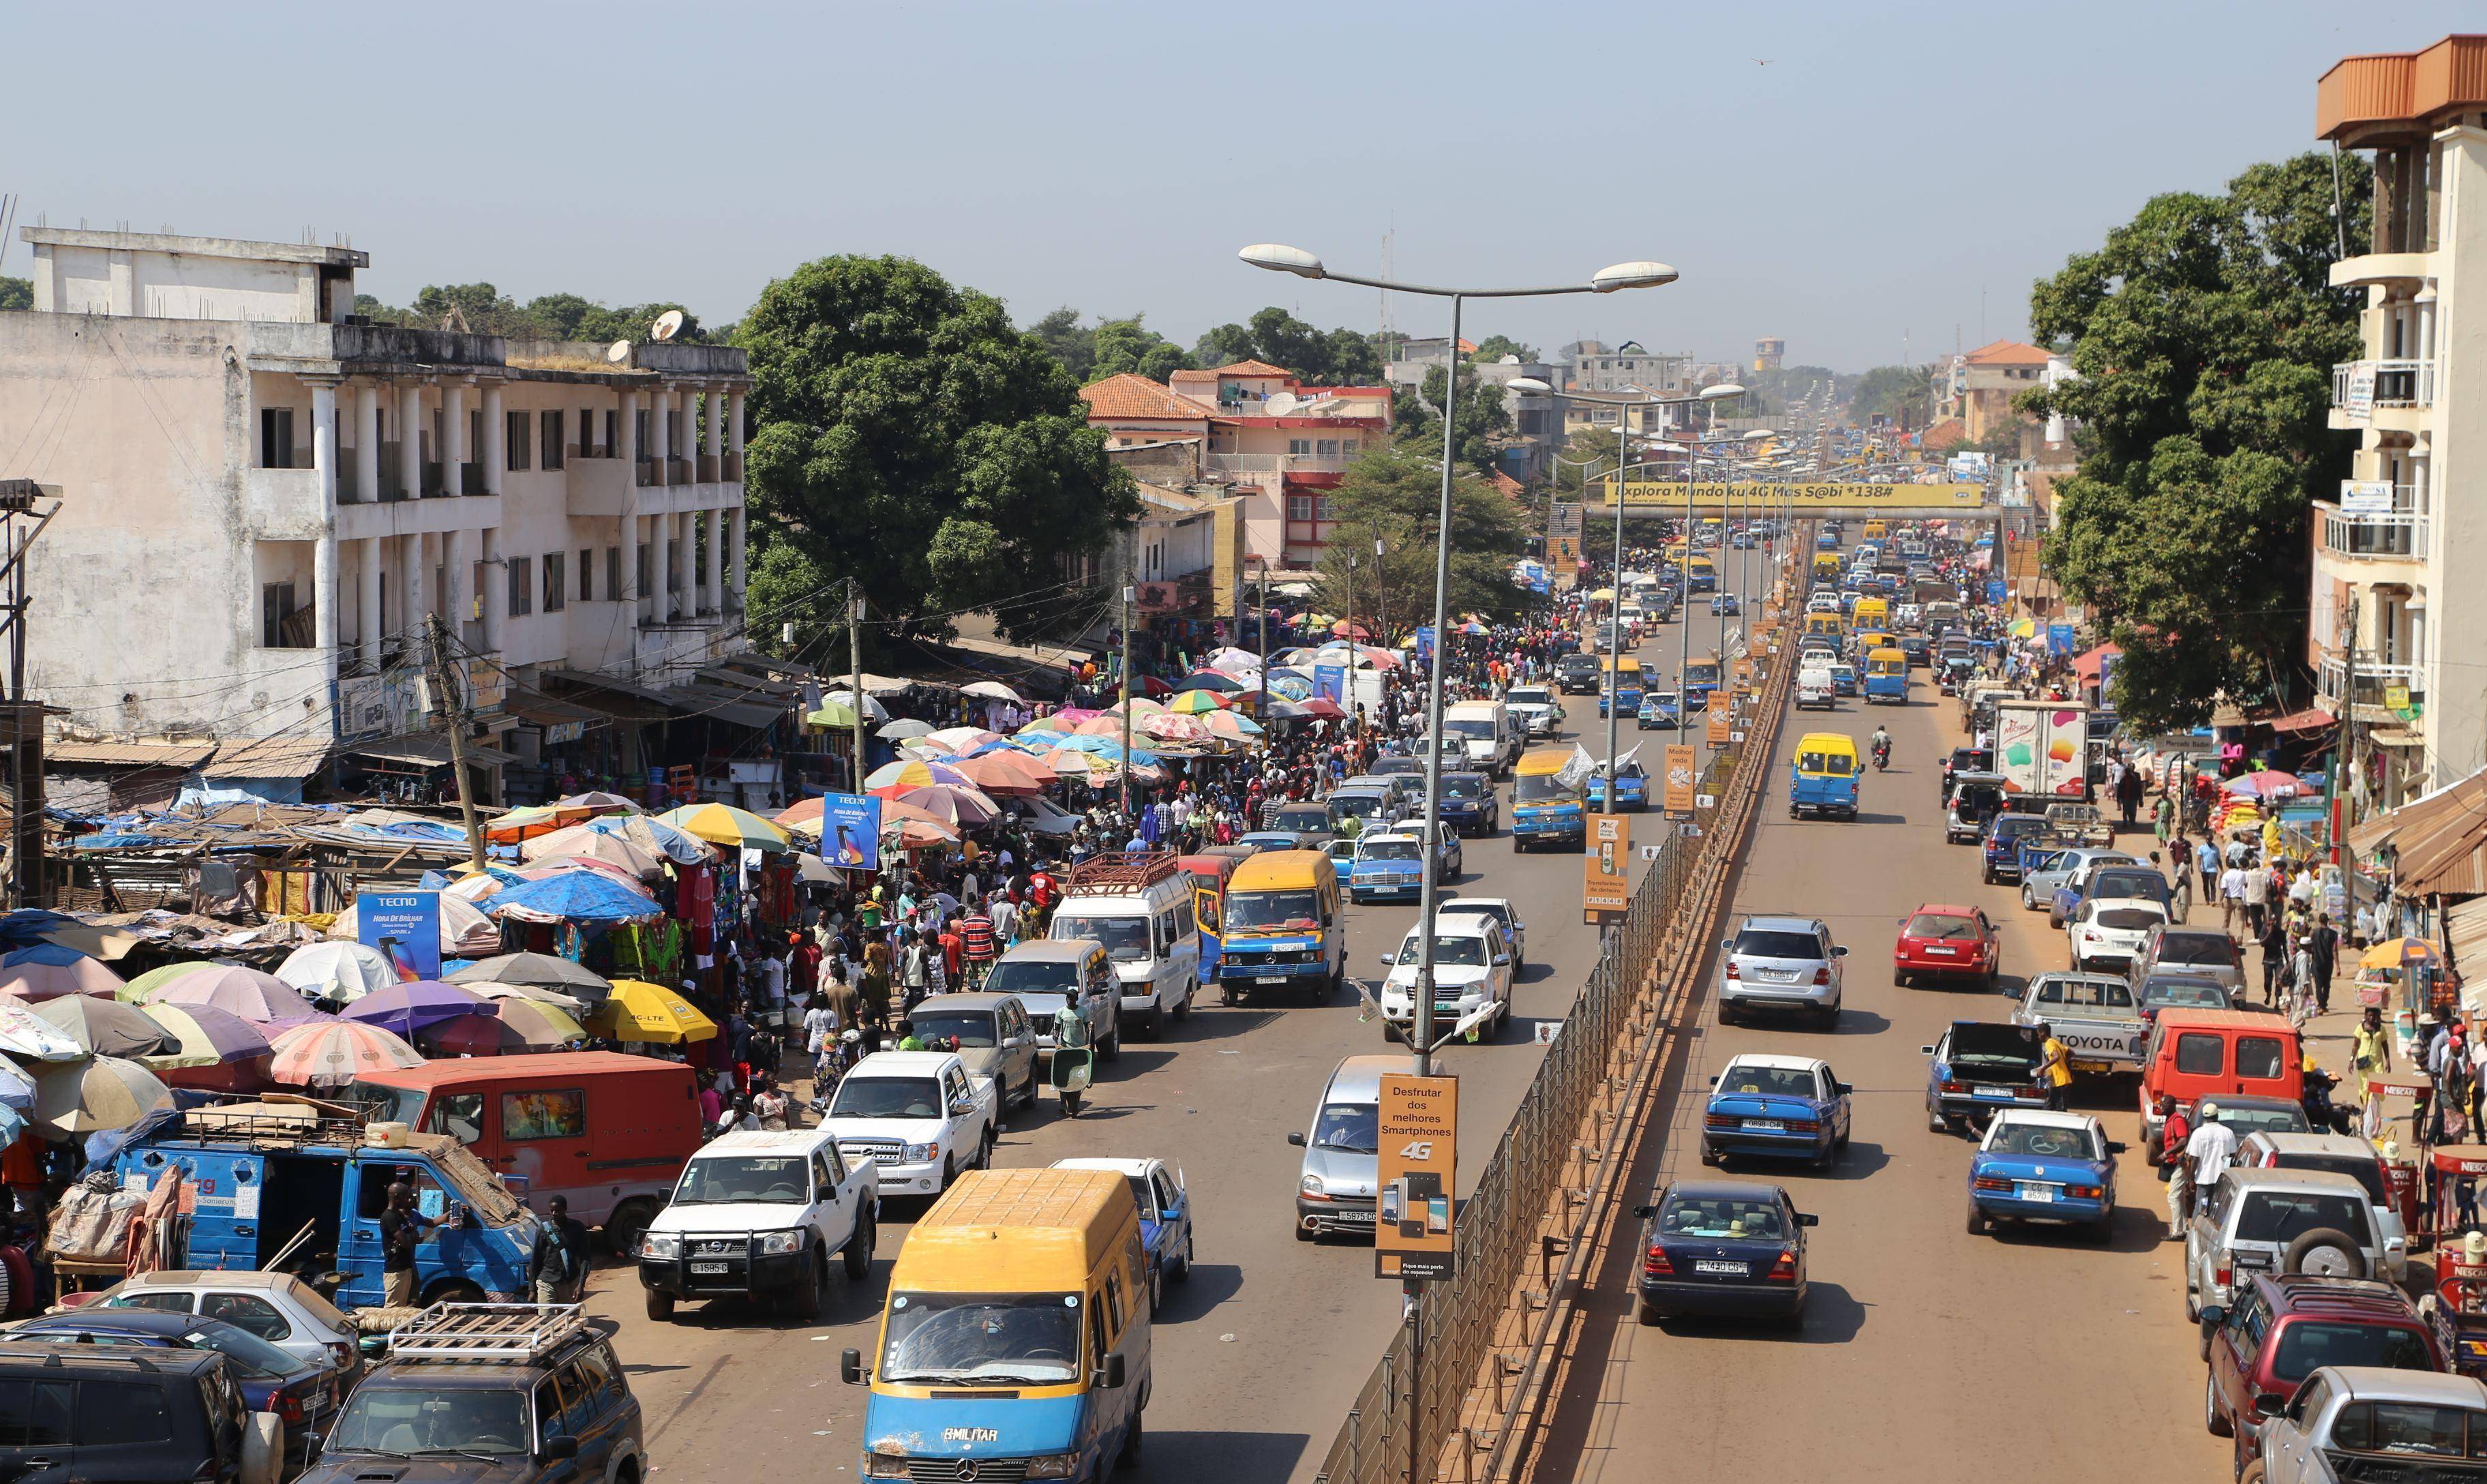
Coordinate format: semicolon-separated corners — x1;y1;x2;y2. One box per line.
1241;243;1675;1078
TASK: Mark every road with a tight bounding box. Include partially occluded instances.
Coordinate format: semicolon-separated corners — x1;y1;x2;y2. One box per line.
1525;611;2227;1481
575;694;1647;1482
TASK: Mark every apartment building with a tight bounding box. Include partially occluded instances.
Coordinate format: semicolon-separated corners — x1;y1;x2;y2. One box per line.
1932;339;2052;445
0;228;755;794
2313;35;2487;807
1382;347;1562;479
1562;339;1691;395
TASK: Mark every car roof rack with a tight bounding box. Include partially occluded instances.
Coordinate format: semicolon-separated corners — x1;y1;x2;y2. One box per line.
387;1303;588;1364
1063;851;1183;894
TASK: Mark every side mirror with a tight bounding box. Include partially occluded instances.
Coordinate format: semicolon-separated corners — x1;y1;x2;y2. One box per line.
539;1437;579;1463
1797;1213;1820;1227
1919;1045;1936;1056
1631;1204;1656;1219
1835;1082;1854;1096
840;1348;865;1385
2107;1141;2128;1155
1706;1074;1719;1086
1100;1352;1127;1389
2252;1395;2285;1421
1833;945;1849;958
1494;955;1511;967
2197;1305;2227;1330
1287;1132;1306;1147
301;1434;322;1466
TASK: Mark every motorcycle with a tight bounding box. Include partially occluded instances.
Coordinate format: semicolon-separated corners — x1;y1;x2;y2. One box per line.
1871;740;1891;772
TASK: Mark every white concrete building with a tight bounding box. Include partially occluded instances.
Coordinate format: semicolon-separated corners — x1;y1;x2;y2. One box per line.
2315;37;2487;806
0;228;753;789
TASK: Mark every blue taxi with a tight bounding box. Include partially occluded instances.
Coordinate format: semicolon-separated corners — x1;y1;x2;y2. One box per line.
1588;759;1649;812
1965;1109;2121;1239
1347;831;1428;903
1700;1053;1852;1170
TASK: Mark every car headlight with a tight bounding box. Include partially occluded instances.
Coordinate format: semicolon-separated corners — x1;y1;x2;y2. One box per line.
905;1142;938;1164
758;1230;804;1256
639;1233;681;1260
860;1452;910;1479
1024;1454;1083;1479
1301;1175;1325;1195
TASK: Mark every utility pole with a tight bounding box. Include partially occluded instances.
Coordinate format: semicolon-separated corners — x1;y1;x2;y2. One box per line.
0;482;59;910
848;579;866;794
2338;600;2360;844
424;614;487;873
1119;551;1135;819
1373;537;1387;650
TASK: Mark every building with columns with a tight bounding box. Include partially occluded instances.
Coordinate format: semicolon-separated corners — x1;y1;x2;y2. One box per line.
0;228;755;795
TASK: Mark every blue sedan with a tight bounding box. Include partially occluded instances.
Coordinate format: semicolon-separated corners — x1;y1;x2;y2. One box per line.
1700;1053;1853;1170
1637;690;1681;730
1710;593;1741;616
1965;1109;2122;1240
1587;761;1649;812
1631;1179;1818;1329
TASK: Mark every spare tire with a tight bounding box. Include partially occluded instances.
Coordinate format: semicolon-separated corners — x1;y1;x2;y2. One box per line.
2282;1228;2368;1279
239;1412;282;1484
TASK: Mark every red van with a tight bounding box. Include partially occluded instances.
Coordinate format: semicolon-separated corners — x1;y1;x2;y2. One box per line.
2137;1010;2304;1161
347;1051;700;1253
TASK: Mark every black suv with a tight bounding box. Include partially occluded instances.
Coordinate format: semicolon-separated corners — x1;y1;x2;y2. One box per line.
302;1305;642;1484
1556;654;1603;694
0;1340;255;1483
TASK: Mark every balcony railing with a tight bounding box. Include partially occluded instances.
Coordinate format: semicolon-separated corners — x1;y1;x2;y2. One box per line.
2319;652;2426;710
2319;487;2429;561
1205;451;1355;476
2332;358;2437;412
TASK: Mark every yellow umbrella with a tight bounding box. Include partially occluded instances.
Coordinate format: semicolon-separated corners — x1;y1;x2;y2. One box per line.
655;802;792;853
1588;588;1616;601
2361;937;2441;971
586;980;718;1044
1164;690;1229;715
2008;618;2037;639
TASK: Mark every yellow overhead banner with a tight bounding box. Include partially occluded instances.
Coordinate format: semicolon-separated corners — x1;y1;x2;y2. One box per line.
1602;481;1987;508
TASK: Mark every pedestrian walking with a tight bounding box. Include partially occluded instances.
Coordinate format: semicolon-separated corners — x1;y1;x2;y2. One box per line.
2352;1006;2393;1113
2220;862;2248;937
2308;913;2339;1012
2159;1097;2193;1239
529;1195;590;1305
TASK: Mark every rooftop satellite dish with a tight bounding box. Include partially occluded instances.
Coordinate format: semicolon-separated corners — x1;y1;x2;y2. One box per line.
605;339;632;364
1263;392;1299;417
651;309;685;342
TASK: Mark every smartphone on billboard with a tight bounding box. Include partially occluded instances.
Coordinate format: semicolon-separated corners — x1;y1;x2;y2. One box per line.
1378;1183;1402;1228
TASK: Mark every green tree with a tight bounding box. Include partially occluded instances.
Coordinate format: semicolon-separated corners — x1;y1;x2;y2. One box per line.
1026;307;1096;381
1851;365;1930;428
349;286;706;342
0;277;29;312
1469;334;1537;365
1393;365;1511;476
1087;316;1192;382
1190;307;1381;383
1316;445;1533;634
736;254;1136;656
2021;151;2369;732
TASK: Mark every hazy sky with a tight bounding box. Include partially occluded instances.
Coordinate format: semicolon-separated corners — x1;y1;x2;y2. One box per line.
8;1;2475;372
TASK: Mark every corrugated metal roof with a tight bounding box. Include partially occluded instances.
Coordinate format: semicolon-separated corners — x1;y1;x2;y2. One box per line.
2352;768;2487;896
208;735;333;778
46;740;217;769
346;735;520;769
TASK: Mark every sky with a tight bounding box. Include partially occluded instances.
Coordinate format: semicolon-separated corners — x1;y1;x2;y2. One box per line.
7;0;2480;373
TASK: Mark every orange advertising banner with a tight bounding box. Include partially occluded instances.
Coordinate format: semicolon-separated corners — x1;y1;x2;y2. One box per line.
1376;1074;1460;1280
1583;813;1631;924
1663;745;1698;813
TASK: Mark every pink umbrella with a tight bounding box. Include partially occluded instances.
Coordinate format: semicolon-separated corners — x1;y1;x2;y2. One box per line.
2222;770;2305;800
922;727;1007;754
891;784;1002;829
0;945;123;1002
1053;708;1102;724
157;967;318;1025
1140;713;1209;743
521;854;648;889
952;751;1055;797
267;1020;423;1087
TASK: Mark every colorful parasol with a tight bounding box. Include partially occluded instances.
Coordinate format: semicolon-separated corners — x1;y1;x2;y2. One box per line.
0;944;123;1002
654;802;792;852
267;1020;423;1086
588;980;718;1044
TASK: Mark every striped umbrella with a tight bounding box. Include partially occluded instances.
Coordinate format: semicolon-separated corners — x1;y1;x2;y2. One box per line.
31;1056;175;1136
117;961;220;1005
890;784;1002;829
654;802;792;853
1164;689;1230;714
267;1020;424;1087
864;758;974;792
1199;710;1265;741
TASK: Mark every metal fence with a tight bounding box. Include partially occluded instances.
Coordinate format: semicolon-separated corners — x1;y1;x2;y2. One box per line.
1312;723;1763;1484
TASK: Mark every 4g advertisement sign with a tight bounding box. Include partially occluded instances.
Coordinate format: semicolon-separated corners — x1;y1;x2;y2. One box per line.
1583;813;1631;926
1376;1074;1460;1281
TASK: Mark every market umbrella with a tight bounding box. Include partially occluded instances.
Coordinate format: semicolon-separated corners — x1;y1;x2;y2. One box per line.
876;718;936;741
594;813;712;866
521;854;649;891
519;824;663;876
33;922;140;962
1016;714;1074;736
1299;697;1347;719
449;954;611;999
476;998;584;1048
588;980;718;1044
552;791;642;817
0;943;122;1002
267;1020;423;1087
886;818;962;851
1040;748;1119;783
31;995;175;1058
0;1001;85;1062
459;980;587;1015
1137;675;1174;697
341;980;495;1038
1199;710;1264;741
1141;713;1209;744
891;784;1002;829
807;698;865;729
1207;647;1263;675
1165;688;1229;714
772;796;834;833
485;870;665;924
655;802;792;853
31;1056;174;1138
157;967;318;1025
114;961;219;1005
2362;937;2443;971
1072;715;1130;738
866;758;974;792
923;727;1008;754
2223;770;2306;800
960;681;1024;703
136;1003;273;1071
952;750;1055;796
483;802;599;843
1179;671;1246;693
815;690;889;725
274;941;397;1005
417;1013;549;1057
1329;620;1374;639
796;853;841;885
0;1059;31;1112
1104;697;1166;718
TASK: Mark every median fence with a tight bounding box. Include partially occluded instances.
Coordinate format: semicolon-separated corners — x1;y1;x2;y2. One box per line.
1313;544;1801;1484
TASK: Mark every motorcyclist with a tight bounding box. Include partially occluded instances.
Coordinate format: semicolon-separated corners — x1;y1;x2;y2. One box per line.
1871;725;1891;767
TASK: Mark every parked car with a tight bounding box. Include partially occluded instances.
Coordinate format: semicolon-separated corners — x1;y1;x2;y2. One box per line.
2203;1277;2442;1468
1715;914;1847;1028
2013;972;2145;1076
2238;1365;2487;1484
2138;971;2240;1024
1892;903;2000;991
0;1341;267;1484
1964;1109;2121;1240
7;1309;332;1474
1923;1020;2055;1136
2233;1132;2409;1282
1700;1053;1854;1169
1946;774;2008;843
2186;1168;2384;1330
1629;1181;1818;1330
1053;1157;1193;1313
1978;813;2051;884
2069;896;2171;975
95;1269;363;1394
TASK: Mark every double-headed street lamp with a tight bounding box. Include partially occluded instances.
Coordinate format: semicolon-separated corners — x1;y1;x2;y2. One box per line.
1240;243;1676;1077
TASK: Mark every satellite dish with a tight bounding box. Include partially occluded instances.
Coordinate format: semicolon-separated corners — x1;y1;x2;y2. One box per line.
651;309;685;342
605;339;633;364
1263;392;1299;417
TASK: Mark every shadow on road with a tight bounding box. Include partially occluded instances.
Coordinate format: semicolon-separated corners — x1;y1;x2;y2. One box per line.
1828;1008;1892;1036
1142;1431;1308;1484
1648;1279;1868;1345
1975;1202;2162;1255
1156;1261;1242;1322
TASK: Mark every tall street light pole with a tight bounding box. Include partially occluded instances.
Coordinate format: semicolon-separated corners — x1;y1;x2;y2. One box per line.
1240;243;1676;1080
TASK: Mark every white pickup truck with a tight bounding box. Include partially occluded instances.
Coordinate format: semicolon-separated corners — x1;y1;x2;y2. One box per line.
636;1127;879;1322
822;1050;1001;1199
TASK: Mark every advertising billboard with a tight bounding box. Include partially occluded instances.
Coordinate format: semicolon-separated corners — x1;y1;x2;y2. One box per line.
817;793;884;871
357;891;440;980
1375;1074;1460;1282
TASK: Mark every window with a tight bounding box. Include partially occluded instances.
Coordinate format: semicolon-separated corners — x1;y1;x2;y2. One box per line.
1288;438;1312;456
534;1378;569;1443
1103;1270;1126;1333
1288;496;1314;522
540;409;565;469
1316;497;1336;521
577;549;593;602
508;555;534;617
0;1379;71;1446
76;1379;169;1444
577;1344;624;1408
1341;439;1360;457
502;1089;586;1141
259;408;296;469
543;552;567;613
109;1291;198;1316
1088;1297;1110;1371
506;410;532;472
606;546;622;601
200;1292;292;1342
603;409;618;455
635;543;652;601
2237;1037;2285;1080
1173;894;1195;938
1316;439;1339;459
423;1093;483;1143
554;1363;597;1438
2174;1033;2224;1076
260;583;298;648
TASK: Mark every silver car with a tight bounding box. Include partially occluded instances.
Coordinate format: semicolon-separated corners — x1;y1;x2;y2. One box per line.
1716;913;1846;1029
2132;924;2248;1002
2018;847;2136;925
1288;1054;1410;1241
904;992;1042;1114
2185;1167;2383;1329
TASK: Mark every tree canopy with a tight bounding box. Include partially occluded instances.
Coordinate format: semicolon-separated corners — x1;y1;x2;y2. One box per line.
352;284;710;343
1314;444;1532;635
1469;334;1537;364
737;255;1135;658
1027;308;1194;384
0;277;29;312
1850;365;1930;428
2020;152;2368;732
1192;307;1382;384
1393;365;1511;476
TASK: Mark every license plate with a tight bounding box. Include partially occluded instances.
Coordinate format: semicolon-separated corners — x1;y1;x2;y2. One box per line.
1925;946;1958;956
1334;1210;1375;1224
2016;1183;2055;1203
1743;1119;1786;1133
1974;1086;2015;1100
2233;1251;2274;1271
691;1261;729;1274
1258;975;1288;984
1693;1260;1749;1275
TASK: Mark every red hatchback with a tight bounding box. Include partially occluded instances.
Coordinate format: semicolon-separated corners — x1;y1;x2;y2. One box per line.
2202;1274;2441;1474
1893;904;2000;990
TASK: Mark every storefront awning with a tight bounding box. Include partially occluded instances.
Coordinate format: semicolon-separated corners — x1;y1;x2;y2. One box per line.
46;739;218;770
2263;707;2337;736
206;735;333;780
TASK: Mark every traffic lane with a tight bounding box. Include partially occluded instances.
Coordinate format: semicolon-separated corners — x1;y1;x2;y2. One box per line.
1535;670;2225;1483
592;754;1637;1484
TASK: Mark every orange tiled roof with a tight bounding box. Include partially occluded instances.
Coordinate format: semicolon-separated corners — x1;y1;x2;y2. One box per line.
1964;339;2051;367
1922;418;1968;451
1213;360;1293;378
1079;374;1216;421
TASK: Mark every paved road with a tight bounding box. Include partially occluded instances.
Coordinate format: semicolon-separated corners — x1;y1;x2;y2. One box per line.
573;695;1651;1481
1526;632;2227;1481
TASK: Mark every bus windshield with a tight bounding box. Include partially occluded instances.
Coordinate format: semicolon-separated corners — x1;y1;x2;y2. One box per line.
1513;772;1580;803
1685;661;1721;686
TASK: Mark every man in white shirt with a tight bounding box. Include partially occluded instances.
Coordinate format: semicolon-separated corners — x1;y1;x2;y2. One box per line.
2184;1111;2239;1209
2218;864;2249;936
802;998;840;1055
988;894;1020;945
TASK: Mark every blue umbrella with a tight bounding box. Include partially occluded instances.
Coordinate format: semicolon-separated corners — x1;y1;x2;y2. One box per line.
485;869;665;924
586;815;708;865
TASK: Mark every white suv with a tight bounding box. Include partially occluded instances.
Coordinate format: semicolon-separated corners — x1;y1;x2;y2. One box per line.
1376;913;1513;1042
